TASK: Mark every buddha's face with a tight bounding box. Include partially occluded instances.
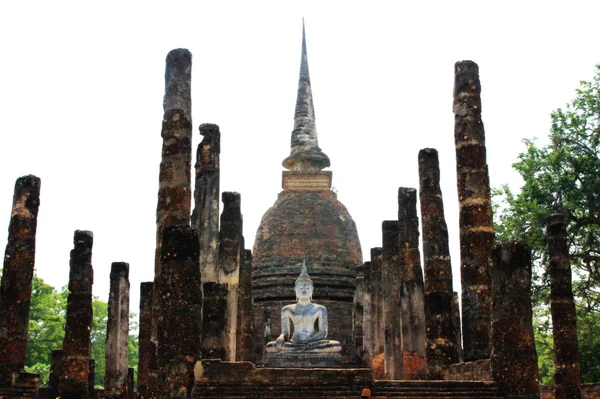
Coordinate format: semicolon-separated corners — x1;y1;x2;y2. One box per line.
295;281;313;301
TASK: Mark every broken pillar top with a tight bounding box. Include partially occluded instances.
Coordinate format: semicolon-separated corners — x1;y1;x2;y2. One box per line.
282;21;331;172
163;48;192;115
453;60;482;116
110;262;129;280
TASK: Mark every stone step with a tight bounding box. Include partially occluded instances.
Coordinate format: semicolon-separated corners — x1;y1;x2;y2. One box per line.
372;389;499;394
372;397;503;399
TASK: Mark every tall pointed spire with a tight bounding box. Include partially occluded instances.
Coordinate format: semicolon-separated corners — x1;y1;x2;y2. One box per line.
282;20;331;172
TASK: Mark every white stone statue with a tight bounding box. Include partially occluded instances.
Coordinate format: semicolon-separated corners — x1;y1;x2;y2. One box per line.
266;261;341;353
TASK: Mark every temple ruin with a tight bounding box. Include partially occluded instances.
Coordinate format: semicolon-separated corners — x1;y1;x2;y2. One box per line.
0;23;595;399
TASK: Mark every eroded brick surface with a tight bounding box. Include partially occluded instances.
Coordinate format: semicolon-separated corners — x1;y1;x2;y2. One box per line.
418;149;459;379
105;262;130;398
547;214;582;399
0;175;41;379
60;230;94;399
491;242;540;399
397;188;426;380
192;123;220;284
157;225;202;399
453;60;494;362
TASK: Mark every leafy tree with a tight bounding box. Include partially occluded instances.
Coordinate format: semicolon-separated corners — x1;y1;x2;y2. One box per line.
91;297;108;388
26;274;67;367
494;65;600;382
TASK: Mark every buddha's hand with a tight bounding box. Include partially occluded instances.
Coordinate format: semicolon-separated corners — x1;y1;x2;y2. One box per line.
276;334;285;349
311;331;326;341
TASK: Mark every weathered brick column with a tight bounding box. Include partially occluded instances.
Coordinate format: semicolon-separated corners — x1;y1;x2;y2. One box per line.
490;242;540;399
192;123;221;283
418;148;459;379
236;249;254;362
363;261;372;363
88;359;96;399
127;368;134;399
138;282;156;399
152;49;193;391
154;49;193;277
218;191;243;361
382;221;403;380
453;60;494;361
452;291;464;362
105;262;130;398
47;350;63;399
200;283;229;360
0;175;41;378
398;188;426;379
353;262;366;362
370;247;385;378
61;230;94;399
156;225;202;398
547;214;582;399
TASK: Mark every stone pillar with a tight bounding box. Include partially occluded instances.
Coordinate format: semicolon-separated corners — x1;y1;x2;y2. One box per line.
156;225;202;399
0;175;41;376
200;282;229;360
218;191;243;361
398;188;427;380
192;123;221;283
47;350;63;399
61;230;94;399
154;49;193;277
382;221;403;380
453;60;494;361
547;214;582;399
105;262;130;398
369;247;385;379
236;249;254;362
452;291;464;363
353;262;366;362
89;359;96;399
418;148;459;379
152;48;193;395
363;261;372;364
138;282;157;399
491;241;540;399
127;368;134;399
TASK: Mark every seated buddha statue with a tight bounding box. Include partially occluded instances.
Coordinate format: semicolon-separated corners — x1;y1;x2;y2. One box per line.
266;261;342;353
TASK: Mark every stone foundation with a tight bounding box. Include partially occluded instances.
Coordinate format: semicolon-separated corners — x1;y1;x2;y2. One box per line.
193;359;372;386
446;359;492;381
265;352;342;368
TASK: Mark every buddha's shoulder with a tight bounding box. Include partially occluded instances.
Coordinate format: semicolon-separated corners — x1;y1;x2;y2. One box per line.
281;304;296;312
312;303;327;311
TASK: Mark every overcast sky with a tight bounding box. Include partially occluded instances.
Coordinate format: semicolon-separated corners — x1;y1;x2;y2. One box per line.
1;1;599;316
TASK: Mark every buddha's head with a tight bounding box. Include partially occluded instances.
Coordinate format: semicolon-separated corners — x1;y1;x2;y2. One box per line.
295;260;313;301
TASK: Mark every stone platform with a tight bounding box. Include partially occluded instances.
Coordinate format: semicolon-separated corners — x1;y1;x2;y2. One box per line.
192;360;505;398
265;352;342;368
193;360;372;398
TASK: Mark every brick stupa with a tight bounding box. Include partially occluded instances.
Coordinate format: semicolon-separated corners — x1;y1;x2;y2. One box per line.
252;23;362;363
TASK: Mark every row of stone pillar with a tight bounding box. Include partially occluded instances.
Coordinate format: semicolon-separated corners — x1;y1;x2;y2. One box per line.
141;48;255;398
0;175;134;398
357;170;460;380
353;60;582;399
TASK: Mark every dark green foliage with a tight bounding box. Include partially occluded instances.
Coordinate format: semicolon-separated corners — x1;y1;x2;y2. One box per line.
25;274;67;370
494;65;600;383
